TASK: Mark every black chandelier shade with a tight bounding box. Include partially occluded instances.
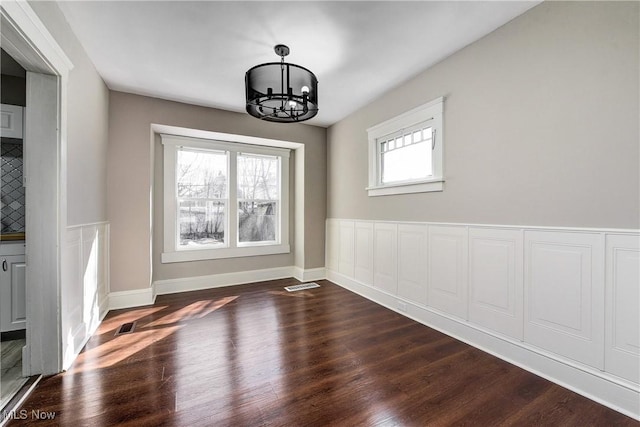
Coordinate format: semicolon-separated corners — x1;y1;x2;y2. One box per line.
245;45;318;123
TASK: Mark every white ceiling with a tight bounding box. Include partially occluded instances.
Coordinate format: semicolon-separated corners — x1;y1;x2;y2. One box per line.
57;1;540;127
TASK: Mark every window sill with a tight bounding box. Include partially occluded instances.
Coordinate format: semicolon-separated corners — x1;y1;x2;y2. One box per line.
162;244;290;263
366;179;444;197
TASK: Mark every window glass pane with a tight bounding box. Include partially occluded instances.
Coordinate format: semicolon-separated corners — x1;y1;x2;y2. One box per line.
404;134;412;146
237;154;279;200
381;141;432;184
239;201;276;243
179;200;225;247
177;149;227;198
413;130;422;143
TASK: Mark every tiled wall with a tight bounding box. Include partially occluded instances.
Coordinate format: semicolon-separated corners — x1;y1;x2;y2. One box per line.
1;142;24;233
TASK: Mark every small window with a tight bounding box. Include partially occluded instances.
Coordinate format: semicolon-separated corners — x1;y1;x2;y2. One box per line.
367;97;444;196
380;123;433;184
162;134;290;263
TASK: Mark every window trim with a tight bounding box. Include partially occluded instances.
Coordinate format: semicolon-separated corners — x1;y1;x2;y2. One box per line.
366;97;444;196
161;134;290;263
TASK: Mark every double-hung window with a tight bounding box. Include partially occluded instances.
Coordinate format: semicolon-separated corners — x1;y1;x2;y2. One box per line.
162;134;290;263
367;97;444;196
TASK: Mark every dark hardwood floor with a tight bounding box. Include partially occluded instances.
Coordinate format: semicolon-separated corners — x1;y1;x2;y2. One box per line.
7;279;638;426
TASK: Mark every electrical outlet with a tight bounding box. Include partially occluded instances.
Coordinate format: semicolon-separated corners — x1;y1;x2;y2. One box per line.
397;301;407;312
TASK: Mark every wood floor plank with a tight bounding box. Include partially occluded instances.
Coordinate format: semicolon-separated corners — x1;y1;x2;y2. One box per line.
7;279;638;426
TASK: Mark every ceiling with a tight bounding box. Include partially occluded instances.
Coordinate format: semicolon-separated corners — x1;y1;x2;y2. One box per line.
57;1;540;127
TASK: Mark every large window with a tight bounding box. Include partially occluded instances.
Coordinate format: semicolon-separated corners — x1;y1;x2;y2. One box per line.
162;134;289;262
367;97;443;196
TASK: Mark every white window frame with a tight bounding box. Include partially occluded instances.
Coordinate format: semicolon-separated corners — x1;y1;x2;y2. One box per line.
162;134;290;263
366;97;444;196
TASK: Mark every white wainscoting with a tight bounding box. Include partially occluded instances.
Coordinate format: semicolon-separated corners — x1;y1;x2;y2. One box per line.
398;223;427;306
524;231;605;369
325;218;640;419
469;227;523;341
428;225;468;320
326;220;339;272
605;234;640;384
354;222;374;285
61;222;110;369
373;222;398;295
338;221;355;278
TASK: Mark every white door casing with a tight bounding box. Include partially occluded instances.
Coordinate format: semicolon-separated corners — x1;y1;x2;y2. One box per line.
2;0;73;375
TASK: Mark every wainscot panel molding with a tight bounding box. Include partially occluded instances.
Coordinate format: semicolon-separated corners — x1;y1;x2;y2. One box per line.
61;222;110;369
325;220;339;272
605;234;640;384
325;218;640;419
338;221;355;277
373;222;398;294
469;227;523;340
397;223;428;306
524;231;605;370
354;222;374;285
428;225;468;320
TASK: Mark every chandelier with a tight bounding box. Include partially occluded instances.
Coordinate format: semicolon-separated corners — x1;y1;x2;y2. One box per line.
245;44;318;123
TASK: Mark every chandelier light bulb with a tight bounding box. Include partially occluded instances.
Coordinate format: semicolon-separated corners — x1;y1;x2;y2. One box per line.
301;86;310;94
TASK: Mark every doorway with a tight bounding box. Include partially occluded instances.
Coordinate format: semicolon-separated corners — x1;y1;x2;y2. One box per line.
0;0;71;412
0;48;28;409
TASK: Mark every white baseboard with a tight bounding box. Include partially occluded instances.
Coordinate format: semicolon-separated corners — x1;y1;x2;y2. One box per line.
99;294;109;320
108;287;156;310
153;266;296;296
326;269;640;420
292;266;326;282
110;266;326;304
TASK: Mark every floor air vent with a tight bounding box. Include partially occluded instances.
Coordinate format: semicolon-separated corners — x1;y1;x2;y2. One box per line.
284;282;320;292
115;321;136;336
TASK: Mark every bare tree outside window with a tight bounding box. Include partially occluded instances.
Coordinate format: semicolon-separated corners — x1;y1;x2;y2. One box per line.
237;154;279;243
177;149;227;247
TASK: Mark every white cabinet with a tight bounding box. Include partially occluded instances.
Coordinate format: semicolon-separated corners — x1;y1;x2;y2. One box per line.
0;243;26;332
0;104;24;139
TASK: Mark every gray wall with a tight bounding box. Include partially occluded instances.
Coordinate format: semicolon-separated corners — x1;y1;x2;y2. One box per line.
108;92;326;290
30;1;110;226
327;1;639;229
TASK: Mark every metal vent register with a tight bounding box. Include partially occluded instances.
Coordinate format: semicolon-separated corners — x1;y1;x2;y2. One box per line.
284;282;320;292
